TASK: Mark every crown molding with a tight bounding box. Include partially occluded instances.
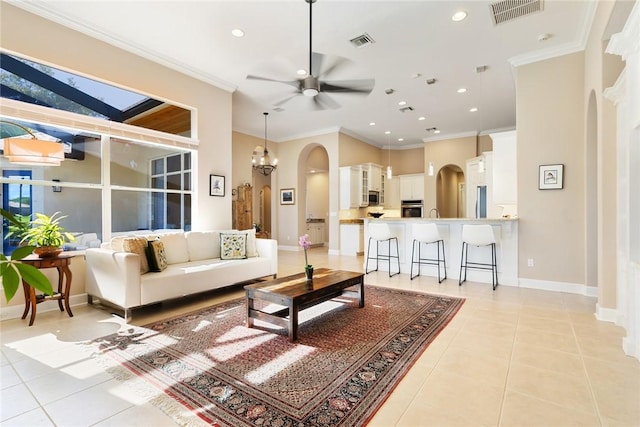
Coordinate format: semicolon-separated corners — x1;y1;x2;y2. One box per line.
509;1;598;68
8;0;237;93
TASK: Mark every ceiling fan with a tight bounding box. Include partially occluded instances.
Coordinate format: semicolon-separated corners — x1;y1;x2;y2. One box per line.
246;0;375;111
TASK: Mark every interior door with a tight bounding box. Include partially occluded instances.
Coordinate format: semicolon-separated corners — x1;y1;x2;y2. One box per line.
2;170;32;254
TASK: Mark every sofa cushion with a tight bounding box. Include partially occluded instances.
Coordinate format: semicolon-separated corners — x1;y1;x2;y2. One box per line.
123;237;150;274
185;231;221;261
220;233;247;260
147;240;168;271
157;232;189;264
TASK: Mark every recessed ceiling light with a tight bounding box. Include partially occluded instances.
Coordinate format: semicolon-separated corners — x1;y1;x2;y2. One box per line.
398;101;407;106
231;28;245;37
418;116;426;121
297;69;307;76
385;131;391;135
369;122;376;126
452;11;467;22
434;130;441;134
398;138;404;142
457;88;467;93
470;107;478;112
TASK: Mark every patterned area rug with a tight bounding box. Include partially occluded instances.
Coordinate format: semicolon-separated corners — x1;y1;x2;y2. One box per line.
88;286;464;426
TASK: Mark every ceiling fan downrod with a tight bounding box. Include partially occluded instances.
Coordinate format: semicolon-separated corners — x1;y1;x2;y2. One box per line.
303;0;319;97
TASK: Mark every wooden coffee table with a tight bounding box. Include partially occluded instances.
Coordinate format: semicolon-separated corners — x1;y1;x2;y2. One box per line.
244;268;364;341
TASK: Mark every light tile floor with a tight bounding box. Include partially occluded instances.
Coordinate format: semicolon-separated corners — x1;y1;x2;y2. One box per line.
1;247;638;426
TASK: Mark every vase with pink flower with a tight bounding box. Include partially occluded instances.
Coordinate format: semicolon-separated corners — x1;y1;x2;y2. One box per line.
299;234;313;280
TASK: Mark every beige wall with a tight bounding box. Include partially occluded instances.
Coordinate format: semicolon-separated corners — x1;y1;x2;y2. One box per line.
516;52;586;284
392;147;424;175
338;133;382;166
1;4;232;308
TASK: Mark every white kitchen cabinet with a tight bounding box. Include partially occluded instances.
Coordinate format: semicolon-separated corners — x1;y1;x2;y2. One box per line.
367;163;382;192
340;223;364;255
359;165;369;206
306;222;325;246
384;176;400;208
340;166;361;209
399;174;424;200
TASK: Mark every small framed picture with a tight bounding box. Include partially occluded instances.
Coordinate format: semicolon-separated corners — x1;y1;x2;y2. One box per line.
280;188;295;205
209;174;225;196
539;164;564;190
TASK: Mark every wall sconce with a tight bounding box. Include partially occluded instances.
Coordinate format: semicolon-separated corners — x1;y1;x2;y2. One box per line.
52;179;61;192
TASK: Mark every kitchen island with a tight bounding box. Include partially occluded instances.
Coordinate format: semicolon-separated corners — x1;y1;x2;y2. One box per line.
363;217;518;286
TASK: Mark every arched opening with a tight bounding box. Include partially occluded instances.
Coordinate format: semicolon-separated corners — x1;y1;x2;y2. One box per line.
252;169;272;237
303;146;330;247
435;164;465;218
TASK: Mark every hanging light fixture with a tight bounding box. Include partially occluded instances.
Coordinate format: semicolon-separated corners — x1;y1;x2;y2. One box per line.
476;65;487;174
1;120;64;166
252;112;278;176
385;131;392;179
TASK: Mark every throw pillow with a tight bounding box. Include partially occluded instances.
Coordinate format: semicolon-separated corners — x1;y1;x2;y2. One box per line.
122;236;150;274
221;229;259;258
220;233;247;260
146;240;168;272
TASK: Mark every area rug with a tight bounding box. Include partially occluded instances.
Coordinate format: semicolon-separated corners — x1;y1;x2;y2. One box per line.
88;286;464;426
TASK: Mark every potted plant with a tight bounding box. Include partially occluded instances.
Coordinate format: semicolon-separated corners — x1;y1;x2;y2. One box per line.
0;209;53;302
20;211;75;258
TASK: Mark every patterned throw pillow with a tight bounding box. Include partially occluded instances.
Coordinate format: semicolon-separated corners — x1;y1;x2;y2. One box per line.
122;236;150;274
146;240;168;272
220;233;247;260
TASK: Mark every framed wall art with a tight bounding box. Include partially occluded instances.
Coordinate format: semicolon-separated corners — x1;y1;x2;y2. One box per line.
209;174;225;196
280;188;295;205
539;164;564;190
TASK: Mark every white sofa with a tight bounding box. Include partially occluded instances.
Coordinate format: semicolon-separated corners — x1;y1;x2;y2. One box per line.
85;230;277;321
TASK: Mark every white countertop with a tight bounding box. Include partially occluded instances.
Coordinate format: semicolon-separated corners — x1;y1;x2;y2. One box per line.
364;217;518;222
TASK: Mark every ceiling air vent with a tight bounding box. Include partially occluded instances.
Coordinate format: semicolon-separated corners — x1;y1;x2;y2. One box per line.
490;0;544;25
399;106;414;113
350;33;375;48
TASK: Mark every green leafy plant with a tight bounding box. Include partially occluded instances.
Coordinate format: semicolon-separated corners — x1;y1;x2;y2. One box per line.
20;211;75;248
0;209;53;302
4;212;31;243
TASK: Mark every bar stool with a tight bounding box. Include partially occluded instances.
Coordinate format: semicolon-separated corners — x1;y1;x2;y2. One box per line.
365;223;400;277
410;223;447;282
459;224;498;290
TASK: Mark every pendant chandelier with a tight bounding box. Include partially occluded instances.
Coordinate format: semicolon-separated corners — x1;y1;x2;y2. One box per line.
252;112;277;176
1;120;64;166
386;131;392;179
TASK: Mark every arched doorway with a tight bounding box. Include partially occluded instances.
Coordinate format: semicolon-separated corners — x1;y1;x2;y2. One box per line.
300;145;330;246
252;170;272;237
435;164;465;218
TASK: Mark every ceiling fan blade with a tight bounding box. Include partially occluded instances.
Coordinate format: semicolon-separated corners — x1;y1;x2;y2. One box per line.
315;92;341;110
316;55;350;80
246;74;300;89
320;79;375;94
273;93;300;107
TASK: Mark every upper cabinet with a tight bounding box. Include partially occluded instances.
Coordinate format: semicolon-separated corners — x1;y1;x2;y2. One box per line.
399;174;424;200
490;131;517;205
384;176;400;208
340;165;370;209
366;163;382;192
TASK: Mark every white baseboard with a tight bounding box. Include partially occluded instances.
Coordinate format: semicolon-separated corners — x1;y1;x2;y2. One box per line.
595;303;619;323
1;293;88;321
518;278;598;297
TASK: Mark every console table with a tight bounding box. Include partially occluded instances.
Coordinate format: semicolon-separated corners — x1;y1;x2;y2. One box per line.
21;252;77;326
